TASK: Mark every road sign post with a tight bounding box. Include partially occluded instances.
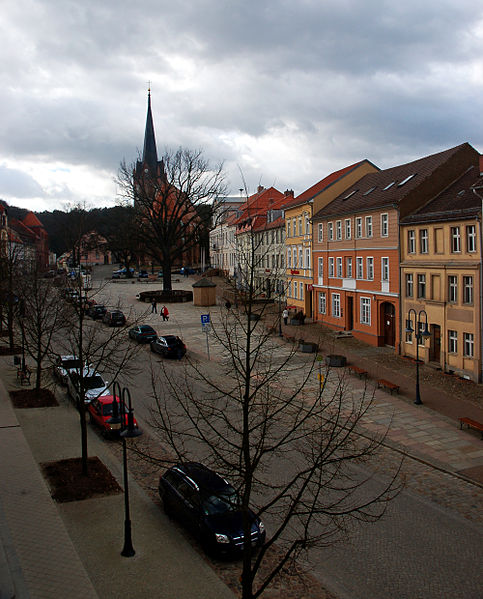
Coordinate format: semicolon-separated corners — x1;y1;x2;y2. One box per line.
201;314;211;359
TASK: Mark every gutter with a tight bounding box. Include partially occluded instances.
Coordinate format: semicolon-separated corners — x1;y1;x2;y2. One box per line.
471;185;483;382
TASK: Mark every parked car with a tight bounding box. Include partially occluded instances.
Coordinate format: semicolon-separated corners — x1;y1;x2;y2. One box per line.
150;335;186;359
112;267;135;279
88;395;139;437
159;463;266;555
53;355;84;385
128;324;157;343
102;310;126;327
67;368;110;405
87;304;107;319
137;270;149;279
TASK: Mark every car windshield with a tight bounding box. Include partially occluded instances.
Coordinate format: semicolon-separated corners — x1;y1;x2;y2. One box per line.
101;402;124;416
202;489;239;516
84;376;105;390
61;359;82;369
140;326;154;333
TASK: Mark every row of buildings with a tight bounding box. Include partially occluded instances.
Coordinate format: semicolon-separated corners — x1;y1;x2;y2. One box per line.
210;142;483;383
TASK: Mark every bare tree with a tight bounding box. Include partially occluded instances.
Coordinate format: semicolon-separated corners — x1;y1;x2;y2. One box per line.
117;148;227;290
15;266;70;389
147;226;402;599
0;233;25;350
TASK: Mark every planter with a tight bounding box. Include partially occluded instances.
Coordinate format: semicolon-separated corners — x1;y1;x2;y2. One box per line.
300;342;318;353
325;354;346;367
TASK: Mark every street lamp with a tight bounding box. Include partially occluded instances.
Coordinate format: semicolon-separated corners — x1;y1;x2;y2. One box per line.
405;309;431;405
108;382;142;557
278;291;283;337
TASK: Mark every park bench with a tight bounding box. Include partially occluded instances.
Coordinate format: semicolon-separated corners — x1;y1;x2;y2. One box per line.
17;366;32;386
346;365;368;379
458;417;483;439
377;378;400;395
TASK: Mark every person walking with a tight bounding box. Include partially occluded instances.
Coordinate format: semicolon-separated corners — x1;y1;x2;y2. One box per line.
282;308;289;326
161;305;169;321
151;300;157;313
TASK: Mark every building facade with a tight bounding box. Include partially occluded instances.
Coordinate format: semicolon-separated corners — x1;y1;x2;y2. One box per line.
400;161;482;381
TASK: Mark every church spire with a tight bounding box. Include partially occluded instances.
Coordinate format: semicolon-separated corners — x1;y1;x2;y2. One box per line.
142;88;158;173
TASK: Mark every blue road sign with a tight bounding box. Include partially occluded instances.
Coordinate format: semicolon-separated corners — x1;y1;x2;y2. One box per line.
201;314;210;324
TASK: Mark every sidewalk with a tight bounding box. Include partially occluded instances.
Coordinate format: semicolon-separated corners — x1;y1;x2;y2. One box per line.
265;311;483;486
0;357;235;599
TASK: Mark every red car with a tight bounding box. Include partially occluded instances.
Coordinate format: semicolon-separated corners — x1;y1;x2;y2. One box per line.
88;395;140;437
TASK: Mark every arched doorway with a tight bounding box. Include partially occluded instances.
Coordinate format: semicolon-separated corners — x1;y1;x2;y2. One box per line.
382;302;396;347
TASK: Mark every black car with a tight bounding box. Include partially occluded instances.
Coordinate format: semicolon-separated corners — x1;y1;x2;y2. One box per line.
159;463;265;555
128;324;157;343
150;335;186;359
87;304;107;319
102;310;126;327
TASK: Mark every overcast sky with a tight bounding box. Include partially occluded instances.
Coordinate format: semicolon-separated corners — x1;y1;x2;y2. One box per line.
1;0;482;212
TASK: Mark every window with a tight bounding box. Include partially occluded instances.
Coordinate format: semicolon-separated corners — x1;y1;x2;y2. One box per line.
366;257;374;280
419;229;428;254
356;257;363;279
292;247;297;268
355;217;362;238
300;282;304;299
318;257;323;285
365;216;373;238
305;214;310;235
305;248;310;269
381;257;389;282
466;225;476;253
463;333;474;358
318;223;323;242
319;292;326;315
408;230;416;253
451;227;461;252
405;319;414;343
336;220;342;240
332;293;341;317
417;274;426;298
360;297;371;325
383;181;395;191
406;273;413;297
287;223;290;237
448;275;458;303
398;174;416;187
448;330;457;354
381;213;388;237
336;257;343;278
345;219;351;239
298;246;303;268
328;257;334;277
346;257;353;278
298;216;302;236
463;276;473;304
293;281;298;299
287;248;291;268
328;222;334;240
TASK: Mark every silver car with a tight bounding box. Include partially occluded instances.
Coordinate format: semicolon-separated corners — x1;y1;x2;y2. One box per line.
53;355;85;385
67;367;110;405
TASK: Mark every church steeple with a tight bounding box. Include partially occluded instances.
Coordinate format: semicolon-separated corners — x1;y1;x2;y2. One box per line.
142;88;158;173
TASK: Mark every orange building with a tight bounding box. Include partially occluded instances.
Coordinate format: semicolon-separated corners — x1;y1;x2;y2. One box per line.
312;143;479;349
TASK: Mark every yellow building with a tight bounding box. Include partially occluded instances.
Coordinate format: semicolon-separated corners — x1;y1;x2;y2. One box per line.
400;162;482;382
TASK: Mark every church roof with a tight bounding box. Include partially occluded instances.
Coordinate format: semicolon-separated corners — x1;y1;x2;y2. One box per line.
142;90;158;173
23;211;44;229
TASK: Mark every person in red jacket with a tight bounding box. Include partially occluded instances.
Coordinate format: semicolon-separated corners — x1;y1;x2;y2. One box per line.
161;305;169;321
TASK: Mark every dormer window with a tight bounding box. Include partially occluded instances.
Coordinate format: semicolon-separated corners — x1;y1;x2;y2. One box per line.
343;189;357;200
363;187;376;196
398;174;416;187
383;181;395;191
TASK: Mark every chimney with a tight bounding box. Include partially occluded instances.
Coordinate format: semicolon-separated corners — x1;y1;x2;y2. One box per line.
284;189;294;197
480;155;483;176
257;185;265;193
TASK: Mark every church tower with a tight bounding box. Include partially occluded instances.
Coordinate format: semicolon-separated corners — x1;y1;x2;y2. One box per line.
135;89;165;184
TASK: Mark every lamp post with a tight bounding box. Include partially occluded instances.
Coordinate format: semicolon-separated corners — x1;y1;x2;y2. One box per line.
405;309;431;405
278;292;283;337
108;382;142;557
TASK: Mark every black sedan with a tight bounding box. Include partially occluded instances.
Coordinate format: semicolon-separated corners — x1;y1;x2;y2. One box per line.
102;310;126;327
87;304;107;319
128;324;157;343
150;335;186;359
159;463;265;555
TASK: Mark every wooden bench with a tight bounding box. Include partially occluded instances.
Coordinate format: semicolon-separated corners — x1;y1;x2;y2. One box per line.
346;365;368;379
458;417;483;439
377;379;400;394
17;366;32;386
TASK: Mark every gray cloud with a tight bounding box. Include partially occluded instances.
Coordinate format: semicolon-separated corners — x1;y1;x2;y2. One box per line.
0;0;482;208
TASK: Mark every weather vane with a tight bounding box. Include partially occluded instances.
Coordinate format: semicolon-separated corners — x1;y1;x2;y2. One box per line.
147;80;151;93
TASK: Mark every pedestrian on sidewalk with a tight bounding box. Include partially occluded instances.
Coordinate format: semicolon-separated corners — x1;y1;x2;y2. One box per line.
151;300;157;313
225;299;231;310
161;305;169;321
282;308;289;326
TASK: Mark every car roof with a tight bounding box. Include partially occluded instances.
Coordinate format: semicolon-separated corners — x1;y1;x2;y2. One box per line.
173;463;231;494
59;354;78;361
94;394;120;405
140;325;155;331
159;335;179;342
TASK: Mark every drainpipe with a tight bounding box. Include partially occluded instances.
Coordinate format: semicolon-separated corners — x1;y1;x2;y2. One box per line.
397;208;402;356
471;185;483;382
